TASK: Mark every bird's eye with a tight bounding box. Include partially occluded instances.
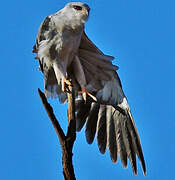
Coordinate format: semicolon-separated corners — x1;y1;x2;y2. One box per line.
73;5;82;11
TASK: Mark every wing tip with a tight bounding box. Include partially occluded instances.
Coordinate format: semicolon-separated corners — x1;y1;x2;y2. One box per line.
142;161;147;176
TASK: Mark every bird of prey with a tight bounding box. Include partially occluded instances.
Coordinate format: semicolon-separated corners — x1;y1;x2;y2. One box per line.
33;2;146;175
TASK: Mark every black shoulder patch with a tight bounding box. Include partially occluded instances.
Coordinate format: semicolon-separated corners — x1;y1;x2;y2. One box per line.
39;16;52;41
41;16;51;32
48;29;57;40
49;44;57;59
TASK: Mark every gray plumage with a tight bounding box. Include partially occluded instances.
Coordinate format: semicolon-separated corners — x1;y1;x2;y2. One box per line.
85;102;100;144
96;105;107;154
33;2;146;175
106;106;117;162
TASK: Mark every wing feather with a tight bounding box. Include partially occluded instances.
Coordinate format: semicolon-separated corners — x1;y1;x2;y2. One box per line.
96;105;107;154
78;32;119;92
120;116;137;175
74;32;146;175
33;16;67;102
106;106;117;162
80;31;104;54
33;19;146;175
85;103;100;144
75;97;92;132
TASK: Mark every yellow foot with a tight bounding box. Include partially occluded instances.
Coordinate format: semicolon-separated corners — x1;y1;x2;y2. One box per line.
62;78;71;92
79;88;97;102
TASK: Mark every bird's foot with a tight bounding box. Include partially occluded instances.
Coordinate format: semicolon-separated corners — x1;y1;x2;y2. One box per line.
79;88;97;102
62;78;72;92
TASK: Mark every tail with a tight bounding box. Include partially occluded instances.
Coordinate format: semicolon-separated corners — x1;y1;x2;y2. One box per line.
75;98;146;176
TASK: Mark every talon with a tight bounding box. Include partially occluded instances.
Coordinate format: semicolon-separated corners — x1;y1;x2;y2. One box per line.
87;92;97;101
80;88;97;102
62;78;71;92
82;89;87;102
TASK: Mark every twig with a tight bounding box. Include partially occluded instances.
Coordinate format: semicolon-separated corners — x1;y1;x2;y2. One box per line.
38;86;76;180
38;89;66;145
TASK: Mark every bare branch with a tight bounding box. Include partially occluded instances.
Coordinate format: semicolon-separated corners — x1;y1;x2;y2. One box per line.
62;83;76;180
38;87;76;180
38;88;66;145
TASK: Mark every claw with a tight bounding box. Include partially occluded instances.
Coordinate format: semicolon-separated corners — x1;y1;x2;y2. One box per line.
62;78;71;92
80;88;97;102
87;92;97;101
82;91;87;102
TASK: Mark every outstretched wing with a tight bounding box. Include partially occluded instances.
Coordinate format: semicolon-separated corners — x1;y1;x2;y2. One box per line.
77;32;119;92
74;32;146;175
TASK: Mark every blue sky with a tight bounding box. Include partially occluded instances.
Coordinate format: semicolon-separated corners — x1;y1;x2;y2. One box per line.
0;0;175;179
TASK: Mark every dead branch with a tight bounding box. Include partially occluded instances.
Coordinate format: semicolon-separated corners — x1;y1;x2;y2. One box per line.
38;85;76;180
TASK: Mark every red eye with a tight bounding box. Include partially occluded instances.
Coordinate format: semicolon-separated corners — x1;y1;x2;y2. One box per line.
73;5;82;11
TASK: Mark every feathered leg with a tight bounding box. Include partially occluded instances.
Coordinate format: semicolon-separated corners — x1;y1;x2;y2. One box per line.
53;62;71;92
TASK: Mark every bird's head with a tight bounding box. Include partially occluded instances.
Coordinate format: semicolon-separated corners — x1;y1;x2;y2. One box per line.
63;2;90;24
